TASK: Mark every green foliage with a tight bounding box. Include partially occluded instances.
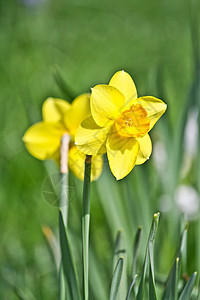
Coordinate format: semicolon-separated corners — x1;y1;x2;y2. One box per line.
59;211;81;300
109;258;124;300
0;0;200;299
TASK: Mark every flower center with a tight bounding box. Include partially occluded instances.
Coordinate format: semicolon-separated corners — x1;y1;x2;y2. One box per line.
114;104;150;138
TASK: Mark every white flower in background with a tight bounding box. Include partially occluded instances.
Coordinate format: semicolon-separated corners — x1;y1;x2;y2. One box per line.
175;185;199;219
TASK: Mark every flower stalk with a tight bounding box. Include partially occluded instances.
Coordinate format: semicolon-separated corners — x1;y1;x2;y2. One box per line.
59;133;70;300
82;155;92;300
60;133;71;227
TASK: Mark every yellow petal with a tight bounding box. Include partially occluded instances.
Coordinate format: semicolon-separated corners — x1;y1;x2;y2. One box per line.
22;121;66;160
64;93;91;136
42;98;71;122
106;133;140;180
136;134;152;165
109;70;137;104
91;85;125;127
130;96;167;130
68;145;103;181
75;116;111;155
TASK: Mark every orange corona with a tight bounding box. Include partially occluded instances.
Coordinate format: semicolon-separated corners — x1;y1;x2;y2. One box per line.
115;104;150;138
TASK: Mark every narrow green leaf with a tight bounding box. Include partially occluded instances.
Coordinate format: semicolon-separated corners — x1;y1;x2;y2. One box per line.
136;213;160;300
14;291;35;300
12;287;36;300
174;258;180;300
149;263;157;300
114;230;123;256
52;65;74;102
197;281;200;300
162;222;189;300
59;265;65;300
109;257;124;300
162;257;180;300
179;272;197;300
132;227;143;277
126;274;138;300
179;222;189;256
59;211;81;300
113;230;126;270
14;293;26;300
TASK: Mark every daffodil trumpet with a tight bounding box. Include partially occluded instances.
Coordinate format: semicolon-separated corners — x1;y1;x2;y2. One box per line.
75;71;167;180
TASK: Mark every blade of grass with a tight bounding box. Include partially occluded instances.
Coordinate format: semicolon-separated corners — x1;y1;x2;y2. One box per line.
179;272;197;300
197;281;200;300
59;211;81;300
52;65;75;102
109;257;124;300
42;226;60;271
82;155;92;300
113;230;126;270
149;263;157;300
126;274;138;300
136;213;160;300
162;222;188;300
13;288;36;300
162;257;180;300
174;258;180;300
59;266;65;300
132;227;143;277
148;215;159;300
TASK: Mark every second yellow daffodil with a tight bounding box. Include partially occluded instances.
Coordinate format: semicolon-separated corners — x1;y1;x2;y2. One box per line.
23;94;103;181
75;71;167;180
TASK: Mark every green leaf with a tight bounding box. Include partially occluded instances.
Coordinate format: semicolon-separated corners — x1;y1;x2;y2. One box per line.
179;272;197;300
132;227;143;277
59;265;65;300
113;230;126;270
126;274;138;300
52;65;74;102
109;257;124;300
149;263;157;300
136;213;160;300
162;257;180;300
59;211;81;300
197;281;200;300
162;223;189;300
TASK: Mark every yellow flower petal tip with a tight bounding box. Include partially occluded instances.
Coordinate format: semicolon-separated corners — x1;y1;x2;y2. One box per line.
75;70;167;180
23;94;103;181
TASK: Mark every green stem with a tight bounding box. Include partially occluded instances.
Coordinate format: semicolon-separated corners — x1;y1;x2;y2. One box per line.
60;173;69;228
82;155;92;300
59;133;70;300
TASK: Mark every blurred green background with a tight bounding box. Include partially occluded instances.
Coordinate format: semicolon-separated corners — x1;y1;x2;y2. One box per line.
0;0;200;299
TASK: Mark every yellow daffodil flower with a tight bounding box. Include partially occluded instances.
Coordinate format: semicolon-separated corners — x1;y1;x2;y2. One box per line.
75;71;167;180
23;94;103;181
